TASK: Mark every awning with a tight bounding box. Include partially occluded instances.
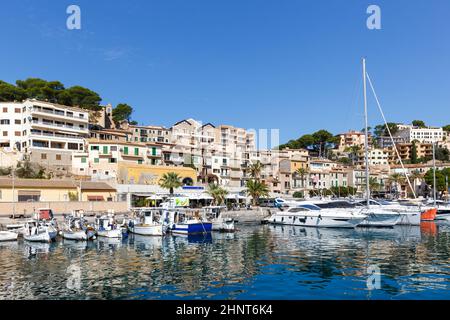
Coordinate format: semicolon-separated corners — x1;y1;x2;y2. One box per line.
87;195;104;201
18;190;41;196
146;195;163;200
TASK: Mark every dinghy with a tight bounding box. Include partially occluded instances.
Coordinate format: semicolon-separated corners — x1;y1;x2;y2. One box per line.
203;206;235;232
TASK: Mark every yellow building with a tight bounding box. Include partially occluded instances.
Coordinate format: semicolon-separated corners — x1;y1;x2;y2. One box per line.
117;163;197;185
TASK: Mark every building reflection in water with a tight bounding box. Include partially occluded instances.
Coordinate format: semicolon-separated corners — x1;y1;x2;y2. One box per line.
0;222;448;300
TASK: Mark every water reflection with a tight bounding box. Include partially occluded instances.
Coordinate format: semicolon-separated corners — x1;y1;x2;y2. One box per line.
0;224;448;300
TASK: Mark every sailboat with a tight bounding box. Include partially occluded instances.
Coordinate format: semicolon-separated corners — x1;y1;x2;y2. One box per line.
357;58;402;227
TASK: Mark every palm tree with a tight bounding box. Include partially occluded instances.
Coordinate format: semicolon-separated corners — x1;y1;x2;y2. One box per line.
206;183;228;205
345;145;362;165
369;177;380;192
388;173;405;197
159;172;182;196
246;180;269;206
295;167;310;188
249;161;263;181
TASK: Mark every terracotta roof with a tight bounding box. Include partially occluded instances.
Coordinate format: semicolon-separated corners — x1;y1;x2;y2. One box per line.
80;181;116;191
0;178;75;189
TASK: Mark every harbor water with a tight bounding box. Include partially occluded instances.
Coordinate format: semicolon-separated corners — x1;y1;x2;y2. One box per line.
0;222;449;300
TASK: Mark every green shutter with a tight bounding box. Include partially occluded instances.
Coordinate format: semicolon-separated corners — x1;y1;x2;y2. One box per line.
103;146;108;154
94;158;99;163
152;147;156;156
81;157;86;163
124;147;128;155
134;148;139;156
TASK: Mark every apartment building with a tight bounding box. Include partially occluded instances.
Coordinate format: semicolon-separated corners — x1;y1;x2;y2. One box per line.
387;142;433;164
355;148;390;166
337;130;372;152
122;122;172;144
0;99;89;172
72;139;163;179
395;125;445;143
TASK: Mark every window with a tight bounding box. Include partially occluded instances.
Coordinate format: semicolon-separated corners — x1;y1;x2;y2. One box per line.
152;147;157;156
41;154;47;160
2;107;7;112
138;159;143;164
110;146;117;151
134;148;139;156
90;145;99;151
81;157;87;163
15;131;21;137
123;147;128;155
109;158;117;163
103;146;108;154
15;119;21;125
15;108;21;113
0;119;10;125
94;158;99;163
3;131;7;136
56;154;62;161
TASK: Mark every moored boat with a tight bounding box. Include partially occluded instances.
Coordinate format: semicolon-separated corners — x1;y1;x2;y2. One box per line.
203;206;235;232
95;214;123;238
127;208;165;236
0;231;18;242
267;203;367;228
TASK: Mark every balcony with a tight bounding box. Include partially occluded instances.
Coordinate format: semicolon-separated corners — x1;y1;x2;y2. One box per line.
32;107;88;122
31;120;88;133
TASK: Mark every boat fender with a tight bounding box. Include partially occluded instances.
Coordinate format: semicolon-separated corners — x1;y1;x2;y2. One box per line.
318;215;322;220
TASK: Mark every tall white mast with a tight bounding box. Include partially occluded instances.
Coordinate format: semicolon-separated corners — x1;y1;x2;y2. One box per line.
362;58;370;206
432;139;437;206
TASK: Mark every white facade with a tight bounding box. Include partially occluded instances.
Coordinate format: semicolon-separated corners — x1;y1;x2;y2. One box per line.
396;125;445;143
0;103;26;150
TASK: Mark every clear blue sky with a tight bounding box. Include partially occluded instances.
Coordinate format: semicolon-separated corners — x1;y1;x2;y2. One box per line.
1;0;449;143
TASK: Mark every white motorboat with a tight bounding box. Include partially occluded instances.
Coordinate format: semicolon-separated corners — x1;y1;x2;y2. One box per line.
428;200;450;220
0;231;18;242
357;200;421;226
95;214;123;238
311;200;402;227
127;209;165;236
23;221;57;243
203;206;235;232
267;203;367;228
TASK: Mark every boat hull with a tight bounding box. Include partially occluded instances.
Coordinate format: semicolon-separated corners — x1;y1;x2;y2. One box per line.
358;212;401;227
170;222;212;235
61;230;88;241
268;214;365;228
421;208;437;221
397;212;421;226
212;219;235;232
129;225;163;236
0;231;18;242
97;229;123;238
24;232;51;243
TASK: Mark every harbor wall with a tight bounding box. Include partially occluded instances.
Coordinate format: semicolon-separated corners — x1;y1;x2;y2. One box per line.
0;201;128;217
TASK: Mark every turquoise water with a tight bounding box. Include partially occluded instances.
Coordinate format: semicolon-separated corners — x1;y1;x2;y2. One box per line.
0;222;449;300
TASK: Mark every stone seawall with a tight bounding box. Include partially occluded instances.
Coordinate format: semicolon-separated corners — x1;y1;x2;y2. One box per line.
223;208;273;224
0;201;129;217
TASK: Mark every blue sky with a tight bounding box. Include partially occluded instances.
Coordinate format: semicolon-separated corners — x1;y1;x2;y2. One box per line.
0;0;449;143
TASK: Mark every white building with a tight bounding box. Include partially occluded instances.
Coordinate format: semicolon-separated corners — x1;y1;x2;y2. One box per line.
396;125;445;143
0;99;89;171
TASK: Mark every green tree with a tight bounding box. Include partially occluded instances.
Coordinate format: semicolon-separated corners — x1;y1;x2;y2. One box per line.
411;140;418;164
159;172;183;196
412;120;426;128
64;86;102;110
344;144;362;165
374;123;399;138
443;125;450;132
206;183;228;205
112;103;133;124
369;177;380;192
295;167;309;188
14;161;47;179
249;161;263;181
0;81;27;102
246;180;269;206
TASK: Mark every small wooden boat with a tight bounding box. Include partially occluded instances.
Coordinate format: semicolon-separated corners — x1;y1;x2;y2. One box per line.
127;209;164;236
0;231;18;242
95;215;122;238
23;221;57;243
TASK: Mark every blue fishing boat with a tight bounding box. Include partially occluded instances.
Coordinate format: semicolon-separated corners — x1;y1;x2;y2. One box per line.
164;209;212;235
